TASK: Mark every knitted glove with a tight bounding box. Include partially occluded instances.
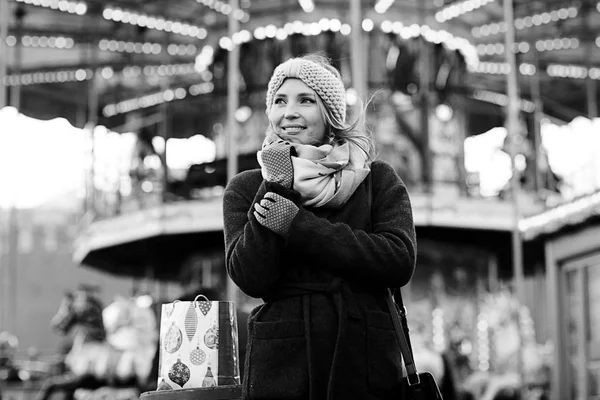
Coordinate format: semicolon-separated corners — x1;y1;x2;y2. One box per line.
253;192;299;237
260;139;296;189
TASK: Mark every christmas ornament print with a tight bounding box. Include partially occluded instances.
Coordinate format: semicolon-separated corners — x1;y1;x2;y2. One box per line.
197;300;212;316
168;358;190;388
157;379;173;391
164;303;175;318
190;346;206;366
164;323;183;354
202;366;217;388
185;303;198;342
204;326;219;350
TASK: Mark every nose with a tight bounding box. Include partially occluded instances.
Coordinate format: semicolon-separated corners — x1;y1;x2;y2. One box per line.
283;103;300;119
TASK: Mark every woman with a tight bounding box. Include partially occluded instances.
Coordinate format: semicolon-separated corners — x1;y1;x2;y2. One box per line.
222;54;416;400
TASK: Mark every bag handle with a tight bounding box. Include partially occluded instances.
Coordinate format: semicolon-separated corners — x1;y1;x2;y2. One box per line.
386;288;421;386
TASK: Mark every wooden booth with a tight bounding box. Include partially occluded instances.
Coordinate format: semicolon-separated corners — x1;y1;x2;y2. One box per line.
521;190;600;400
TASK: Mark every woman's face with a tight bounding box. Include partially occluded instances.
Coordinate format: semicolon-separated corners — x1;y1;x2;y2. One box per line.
268;78;327;145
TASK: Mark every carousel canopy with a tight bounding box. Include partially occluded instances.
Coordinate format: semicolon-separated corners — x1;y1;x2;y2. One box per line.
2;0;599;139
4;0;598;279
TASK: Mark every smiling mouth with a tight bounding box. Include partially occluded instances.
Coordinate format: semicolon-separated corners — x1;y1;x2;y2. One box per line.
281;126;306;133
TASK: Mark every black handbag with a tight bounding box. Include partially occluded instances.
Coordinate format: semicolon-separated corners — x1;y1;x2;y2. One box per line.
386;289;444;400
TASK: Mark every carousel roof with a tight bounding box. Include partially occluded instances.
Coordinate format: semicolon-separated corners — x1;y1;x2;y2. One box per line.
3;0;599;138
12;0;594;279
520;189;600;240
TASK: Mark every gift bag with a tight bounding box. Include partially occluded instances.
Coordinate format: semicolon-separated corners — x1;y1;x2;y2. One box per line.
156;295;241;390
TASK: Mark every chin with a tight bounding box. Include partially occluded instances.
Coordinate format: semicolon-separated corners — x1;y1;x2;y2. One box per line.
278;134;301;143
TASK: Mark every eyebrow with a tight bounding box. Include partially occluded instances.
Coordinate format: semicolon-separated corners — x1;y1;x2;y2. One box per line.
274;92;316;98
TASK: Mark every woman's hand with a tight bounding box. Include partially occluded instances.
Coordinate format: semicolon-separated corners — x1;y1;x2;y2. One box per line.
260;140;296;189
253;192;299;237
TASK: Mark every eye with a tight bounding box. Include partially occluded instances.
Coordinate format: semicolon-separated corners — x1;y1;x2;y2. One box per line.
301;97;316;104
273;97;286;105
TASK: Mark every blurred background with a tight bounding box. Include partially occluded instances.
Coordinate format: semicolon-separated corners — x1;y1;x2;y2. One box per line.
0;0;599;399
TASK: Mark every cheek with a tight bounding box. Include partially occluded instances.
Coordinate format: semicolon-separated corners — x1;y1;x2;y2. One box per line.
268;110;281;125
311;114;326;134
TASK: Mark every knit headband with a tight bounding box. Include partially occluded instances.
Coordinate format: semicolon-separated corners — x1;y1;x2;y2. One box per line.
265;58;347;123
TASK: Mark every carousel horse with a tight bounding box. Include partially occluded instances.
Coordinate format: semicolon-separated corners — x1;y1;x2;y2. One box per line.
35;289;158;400
462;290;552;400
403;306;458;400
408;331;458;400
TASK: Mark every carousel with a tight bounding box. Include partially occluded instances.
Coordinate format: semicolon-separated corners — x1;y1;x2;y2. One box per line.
1;0;599;399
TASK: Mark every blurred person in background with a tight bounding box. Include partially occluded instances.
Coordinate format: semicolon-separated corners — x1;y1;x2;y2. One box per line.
0;332;20;382
222;54;417;400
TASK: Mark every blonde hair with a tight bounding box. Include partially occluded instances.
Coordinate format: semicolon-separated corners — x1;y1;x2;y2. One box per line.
300;54;377;161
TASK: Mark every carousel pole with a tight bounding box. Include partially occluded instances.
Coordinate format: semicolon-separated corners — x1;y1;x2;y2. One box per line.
584;0;597;119
503;0;525;388
418;2;432;193
0;0;9;332
86;41;99;216
0;0;8;109
225;0;240;303
349;0;366;101
5;4;25;337
530;47;544;197
160;74;169;205
10;4;24;111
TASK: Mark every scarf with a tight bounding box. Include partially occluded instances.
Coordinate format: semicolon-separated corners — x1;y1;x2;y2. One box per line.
257;133;370;208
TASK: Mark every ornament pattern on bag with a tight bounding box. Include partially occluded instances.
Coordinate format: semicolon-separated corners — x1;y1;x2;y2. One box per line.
197;300;212;316
164;303;175;318
164;323;183;354
168;358;191;388
204;326;219;350
157;378;173;391
190;346;207;366
185;303;198;342
202;366;217;388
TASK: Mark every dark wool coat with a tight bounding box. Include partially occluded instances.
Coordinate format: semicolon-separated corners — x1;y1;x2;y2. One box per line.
222;160;417;400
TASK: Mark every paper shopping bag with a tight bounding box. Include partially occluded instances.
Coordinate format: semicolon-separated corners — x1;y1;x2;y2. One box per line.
156;295;240;390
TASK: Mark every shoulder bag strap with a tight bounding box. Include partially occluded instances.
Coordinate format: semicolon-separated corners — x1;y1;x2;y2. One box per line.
392;288;413;354
386;288;421;386
369;168;420;385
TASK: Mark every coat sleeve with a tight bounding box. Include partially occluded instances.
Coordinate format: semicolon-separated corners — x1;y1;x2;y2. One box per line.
285;161;416;288
222;172;301;298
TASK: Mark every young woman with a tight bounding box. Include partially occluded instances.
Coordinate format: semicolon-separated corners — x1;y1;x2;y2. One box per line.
222;54;417;400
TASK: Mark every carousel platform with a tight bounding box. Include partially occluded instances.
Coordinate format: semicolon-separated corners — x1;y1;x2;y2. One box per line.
72;183;545;280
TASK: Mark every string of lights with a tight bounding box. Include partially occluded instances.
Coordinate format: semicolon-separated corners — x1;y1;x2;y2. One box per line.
14;0;87;15
101;7;208;40
476;38;579;56
476;311;490;371
102;82;214;117
98;39;162;55
472;6;578;37
547;64;600;80
471;89;536;113
217;18;480;69
471;61;600;81
196;0;249;22
435;0;496;23
4;61;203;87
5;34;74;49
2;68;92;86
4;35;199;57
